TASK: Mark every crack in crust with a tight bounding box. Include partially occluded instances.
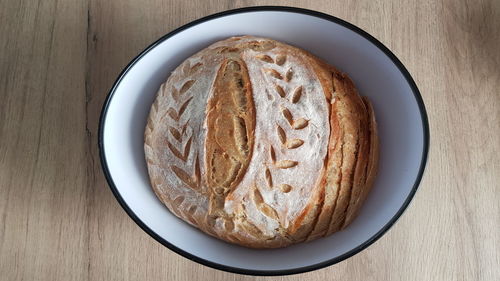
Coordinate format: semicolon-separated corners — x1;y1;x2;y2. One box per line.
205;58;256;222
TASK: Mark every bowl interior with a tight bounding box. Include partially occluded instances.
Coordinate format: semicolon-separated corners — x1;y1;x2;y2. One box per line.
101;9;426;273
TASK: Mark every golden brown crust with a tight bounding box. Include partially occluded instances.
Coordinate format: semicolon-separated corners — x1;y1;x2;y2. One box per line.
144;36;379;248
342;97;379;228
205;58;255;222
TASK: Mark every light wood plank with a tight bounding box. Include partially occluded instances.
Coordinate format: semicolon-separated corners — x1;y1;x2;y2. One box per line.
0;0;89;280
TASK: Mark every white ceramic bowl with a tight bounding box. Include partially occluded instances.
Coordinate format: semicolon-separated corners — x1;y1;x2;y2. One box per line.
99;6;429;275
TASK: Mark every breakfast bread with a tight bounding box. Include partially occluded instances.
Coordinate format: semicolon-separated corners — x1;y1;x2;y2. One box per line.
144;36;379;248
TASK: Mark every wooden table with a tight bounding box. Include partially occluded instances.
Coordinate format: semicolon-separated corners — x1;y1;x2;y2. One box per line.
1;0;499;280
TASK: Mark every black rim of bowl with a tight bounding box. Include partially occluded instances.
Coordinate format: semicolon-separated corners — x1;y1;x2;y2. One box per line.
98;6;430;276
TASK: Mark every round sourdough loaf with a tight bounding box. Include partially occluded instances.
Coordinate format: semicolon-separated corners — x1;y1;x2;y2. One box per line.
144;36;379;248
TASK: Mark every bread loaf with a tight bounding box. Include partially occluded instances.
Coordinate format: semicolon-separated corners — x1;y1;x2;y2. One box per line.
144;36;379;248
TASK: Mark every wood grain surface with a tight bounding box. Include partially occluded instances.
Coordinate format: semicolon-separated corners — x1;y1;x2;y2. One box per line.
0;0;499;280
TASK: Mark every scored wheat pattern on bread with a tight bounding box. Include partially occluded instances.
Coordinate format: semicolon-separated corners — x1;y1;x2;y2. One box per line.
260;53;310;194
145;59;207;226
165;61;203;192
